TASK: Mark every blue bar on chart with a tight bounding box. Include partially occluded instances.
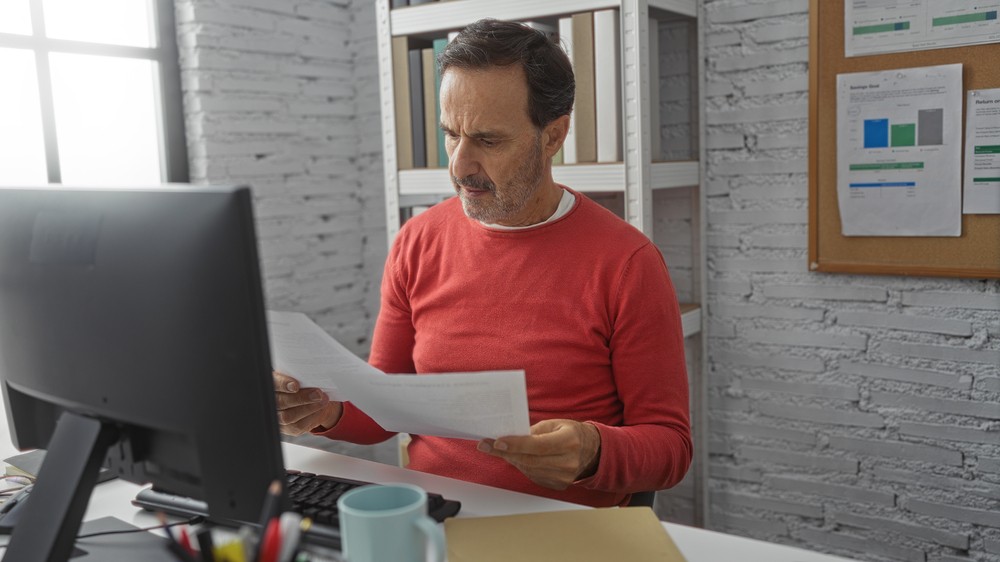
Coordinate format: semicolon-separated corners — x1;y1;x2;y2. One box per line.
864;118;889;148
849;182;918;188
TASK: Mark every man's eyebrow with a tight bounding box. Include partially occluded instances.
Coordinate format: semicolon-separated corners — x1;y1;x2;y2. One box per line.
439;124;508;139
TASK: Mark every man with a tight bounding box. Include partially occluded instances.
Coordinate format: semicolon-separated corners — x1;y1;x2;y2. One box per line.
274;19;691;508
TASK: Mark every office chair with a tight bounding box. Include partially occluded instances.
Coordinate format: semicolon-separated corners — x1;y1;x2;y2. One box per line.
628;491;656;507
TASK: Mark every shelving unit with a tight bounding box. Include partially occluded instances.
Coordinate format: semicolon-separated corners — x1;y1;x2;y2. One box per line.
374;0;707;525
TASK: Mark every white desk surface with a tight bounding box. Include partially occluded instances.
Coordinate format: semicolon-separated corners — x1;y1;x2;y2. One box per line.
0;433;857;562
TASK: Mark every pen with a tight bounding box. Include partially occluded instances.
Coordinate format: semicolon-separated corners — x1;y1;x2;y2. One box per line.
196;526;217;562
157;512;198;562
258;517;282;562
276;513;304;562
252;480;284;562
215;539;249;562
178;525;195;557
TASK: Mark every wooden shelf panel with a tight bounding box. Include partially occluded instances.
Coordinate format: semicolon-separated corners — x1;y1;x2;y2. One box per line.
390;0;696;37
397;161;698;195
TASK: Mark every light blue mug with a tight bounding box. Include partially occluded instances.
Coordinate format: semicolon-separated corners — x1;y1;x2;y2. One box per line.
337;483;445;562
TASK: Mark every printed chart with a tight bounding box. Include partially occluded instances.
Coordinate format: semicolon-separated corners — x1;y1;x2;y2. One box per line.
846;0;1000;57
837;64;962;235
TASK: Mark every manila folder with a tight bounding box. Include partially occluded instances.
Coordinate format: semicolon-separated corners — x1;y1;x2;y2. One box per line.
444;506;687;562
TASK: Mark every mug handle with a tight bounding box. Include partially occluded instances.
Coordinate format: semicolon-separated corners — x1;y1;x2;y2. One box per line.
414;515;445;562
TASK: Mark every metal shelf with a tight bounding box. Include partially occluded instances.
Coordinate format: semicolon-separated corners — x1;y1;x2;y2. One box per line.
398;161;698;195
680;303;701;338
390;0;696;36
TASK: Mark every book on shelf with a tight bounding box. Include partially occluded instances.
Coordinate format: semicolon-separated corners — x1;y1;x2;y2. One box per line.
553;146;564;165
649;16;662;161
558;16;577;164
594;9;621;163
421;48;439;168
571;12;597;163
433;37;449;167
408;47;427;168
392;36;414;170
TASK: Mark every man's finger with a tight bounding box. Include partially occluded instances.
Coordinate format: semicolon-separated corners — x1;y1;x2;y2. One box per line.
493;423;577;456
273;371;300;393
277;402;326;426
275;388;328;410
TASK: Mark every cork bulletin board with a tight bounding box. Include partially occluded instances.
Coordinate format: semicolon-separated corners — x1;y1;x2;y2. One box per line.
808;0;1000;278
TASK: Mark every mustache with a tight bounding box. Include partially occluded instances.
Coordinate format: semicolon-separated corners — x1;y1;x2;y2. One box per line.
452;175;495;191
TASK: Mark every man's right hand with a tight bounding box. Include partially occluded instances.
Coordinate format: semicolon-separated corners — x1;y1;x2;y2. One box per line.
273;371;343;436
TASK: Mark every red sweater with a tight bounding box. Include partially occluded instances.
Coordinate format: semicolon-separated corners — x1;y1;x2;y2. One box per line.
318;189;691;507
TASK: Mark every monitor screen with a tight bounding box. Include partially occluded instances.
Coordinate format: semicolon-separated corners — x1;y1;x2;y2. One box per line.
0;184;284;561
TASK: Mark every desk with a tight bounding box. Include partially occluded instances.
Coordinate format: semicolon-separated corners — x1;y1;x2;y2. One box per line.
0;431;856;562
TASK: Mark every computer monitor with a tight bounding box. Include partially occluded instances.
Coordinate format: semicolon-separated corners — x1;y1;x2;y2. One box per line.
0;184;285;562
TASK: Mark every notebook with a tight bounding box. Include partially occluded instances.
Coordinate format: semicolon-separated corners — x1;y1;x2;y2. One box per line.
444;506;688;562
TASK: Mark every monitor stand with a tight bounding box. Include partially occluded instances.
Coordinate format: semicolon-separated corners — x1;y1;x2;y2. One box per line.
5;411;118;562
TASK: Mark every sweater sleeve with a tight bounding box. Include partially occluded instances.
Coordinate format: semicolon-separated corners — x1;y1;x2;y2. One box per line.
311;239;416;444
576;242;692;494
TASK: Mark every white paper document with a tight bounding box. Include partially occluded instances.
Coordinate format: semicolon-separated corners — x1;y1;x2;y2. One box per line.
964;88;1000;214
836;64;963;236
267;310;531;440
845;0;1000;58
268;310;352;400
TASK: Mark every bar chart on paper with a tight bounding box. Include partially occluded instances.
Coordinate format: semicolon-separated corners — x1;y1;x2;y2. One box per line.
836;64;962;236
861;109;942;149
846;0;1000;57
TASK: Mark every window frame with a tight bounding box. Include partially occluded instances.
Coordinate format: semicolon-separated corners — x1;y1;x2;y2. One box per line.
0;0;188;183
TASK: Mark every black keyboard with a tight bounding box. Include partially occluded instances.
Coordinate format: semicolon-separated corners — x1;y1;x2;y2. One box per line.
132;469;461;550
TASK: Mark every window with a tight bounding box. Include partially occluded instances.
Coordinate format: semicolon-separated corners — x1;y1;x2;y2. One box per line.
0;0;188;185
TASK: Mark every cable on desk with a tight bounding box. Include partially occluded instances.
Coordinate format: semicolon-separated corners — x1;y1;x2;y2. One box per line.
75;515;204;539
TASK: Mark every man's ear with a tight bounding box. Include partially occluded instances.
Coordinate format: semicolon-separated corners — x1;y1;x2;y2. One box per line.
542;114;571;159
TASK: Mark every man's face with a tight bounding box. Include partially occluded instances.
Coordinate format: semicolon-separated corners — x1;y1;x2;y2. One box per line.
439;65;547;226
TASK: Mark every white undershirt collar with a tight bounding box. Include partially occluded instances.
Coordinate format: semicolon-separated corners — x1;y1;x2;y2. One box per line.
481;188;575;231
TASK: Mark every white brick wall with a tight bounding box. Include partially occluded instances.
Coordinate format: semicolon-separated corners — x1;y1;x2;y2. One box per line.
175;0;391;464
704;2;1000;561
176;0;383;353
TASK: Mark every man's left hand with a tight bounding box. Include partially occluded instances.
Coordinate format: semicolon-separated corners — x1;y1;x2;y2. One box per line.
477;419;601;490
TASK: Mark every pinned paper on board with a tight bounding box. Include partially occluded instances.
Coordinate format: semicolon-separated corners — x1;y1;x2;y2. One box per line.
836;63;963;236
964;88;1000;214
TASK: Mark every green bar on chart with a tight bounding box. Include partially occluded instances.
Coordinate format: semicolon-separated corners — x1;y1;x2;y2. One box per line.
853;21;910;35
933;12;997;26
890;124;916;147
850;161;925;171
974;145;1000;154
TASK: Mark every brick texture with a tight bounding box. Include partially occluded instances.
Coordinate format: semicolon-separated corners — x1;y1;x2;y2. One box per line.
702;1;1000;560
176;0;392;465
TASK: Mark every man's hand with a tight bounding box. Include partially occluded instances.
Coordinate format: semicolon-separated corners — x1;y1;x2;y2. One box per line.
273;371;343;436
476;419;601;490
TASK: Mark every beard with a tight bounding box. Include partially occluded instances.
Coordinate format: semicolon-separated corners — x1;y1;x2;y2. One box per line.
452;138;545;224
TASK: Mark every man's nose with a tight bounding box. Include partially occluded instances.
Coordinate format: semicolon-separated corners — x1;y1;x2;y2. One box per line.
449;138;480;180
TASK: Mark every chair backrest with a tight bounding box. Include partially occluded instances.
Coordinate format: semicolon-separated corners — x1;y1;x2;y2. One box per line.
627;490;656;507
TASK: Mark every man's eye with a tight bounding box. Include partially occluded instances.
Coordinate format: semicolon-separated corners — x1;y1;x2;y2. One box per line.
480;139;496;147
